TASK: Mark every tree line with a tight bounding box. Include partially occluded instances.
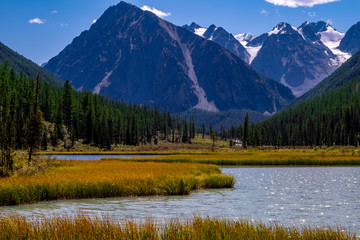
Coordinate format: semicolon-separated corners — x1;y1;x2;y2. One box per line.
220;77;360;148
0;63;195;175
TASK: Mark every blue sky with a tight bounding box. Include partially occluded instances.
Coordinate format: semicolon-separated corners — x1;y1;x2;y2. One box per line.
0;0;359;65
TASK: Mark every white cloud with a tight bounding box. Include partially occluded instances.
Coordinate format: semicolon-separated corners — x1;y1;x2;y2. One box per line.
28;18;45;24
264;0;340;8
260;9;269;16
92;19;97;24
60;23;68;27
308;11;316;17
140;5;171;18
51;10;58;14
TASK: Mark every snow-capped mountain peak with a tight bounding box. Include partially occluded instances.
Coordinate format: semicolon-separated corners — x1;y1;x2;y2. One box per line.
183;22;250;63
298;21;350;66
268;22;297;36
234;33;255;43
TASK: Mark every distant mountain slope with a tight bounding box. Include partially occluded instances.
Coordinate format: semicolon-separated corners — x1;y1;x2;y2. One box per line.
181;108;267;130
294;50;360;104
0;42;63;87
339;21;360;54
45;1;294;114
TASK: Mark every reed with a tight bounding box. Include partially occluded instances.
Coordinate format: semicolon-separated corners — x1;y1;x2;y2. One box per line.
0;214;356;240
103;151;360;166
0;161;235;206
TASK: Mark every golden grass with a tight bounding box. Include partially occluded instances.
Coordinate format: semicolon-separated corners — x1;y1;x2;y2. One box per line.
102;150;360;166
41;135;232;153
0;214;356;240
0;160;235;206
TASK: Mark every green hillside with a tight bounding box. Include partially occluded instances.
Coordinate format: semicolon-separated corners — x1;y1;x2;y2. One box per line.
253;74;360;147
0;42;63;87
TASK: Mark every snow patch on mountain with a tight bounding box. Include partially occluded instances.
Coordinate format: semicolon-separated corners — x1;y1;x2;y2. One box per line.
268;26;282;36
234;33;260;64
244;45;262;64
235;33;255;43
319;26;351;66
159;19;219;112
194;27;207;37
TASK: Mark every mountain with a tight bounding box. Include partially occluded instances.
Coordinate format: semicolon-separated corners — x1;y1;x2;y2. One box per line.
0;42;63;87
294;50;360;104
339;21;360;54
45;2;294;114
298;21;351;66
249;22;339;97
183;22;250;63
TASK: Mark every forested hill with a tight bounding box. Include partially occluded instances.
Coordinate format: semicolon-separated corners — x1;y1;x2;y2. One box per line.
0;62;196;154
293;50;360;105
253;74;360;147
0;42;63;87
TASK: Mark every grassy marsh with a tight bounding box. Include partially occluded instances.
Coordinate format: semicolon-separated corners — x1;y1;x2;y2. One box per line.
101;149;360;166
0;160;234;206
0;214;356;240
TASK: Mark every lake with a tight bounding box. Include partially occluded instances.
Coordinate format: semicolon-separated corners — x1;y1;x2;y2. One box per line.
1;162;359;235
46;154;158;160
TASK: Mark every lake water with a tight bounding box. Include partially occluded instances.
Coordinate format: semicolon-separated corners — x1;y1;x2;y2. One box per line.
0;166;359;235
46;154;158;160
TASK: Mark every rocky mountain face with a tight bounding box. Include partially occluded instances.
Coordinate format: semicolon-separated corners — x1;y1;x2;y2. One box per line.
44;1;294;114
183;22;250;63
339;21;360;54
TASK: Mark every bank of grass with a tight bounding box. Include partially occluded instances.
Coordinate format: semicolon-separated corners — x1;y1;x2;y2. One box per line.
0;160;234;206
102;149;360;166
0;214;356;240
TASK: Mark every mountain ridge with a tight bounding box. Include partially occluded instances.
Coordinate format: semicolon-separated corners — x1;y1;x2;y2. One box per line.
45;1;294;114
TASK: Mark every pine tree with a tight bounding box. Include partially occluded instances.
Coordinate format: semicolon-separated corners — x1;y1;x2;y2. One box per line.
202;122;205;139
182;120;188;143
243;113;249;148
24;75;43;163
62;80;73;130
